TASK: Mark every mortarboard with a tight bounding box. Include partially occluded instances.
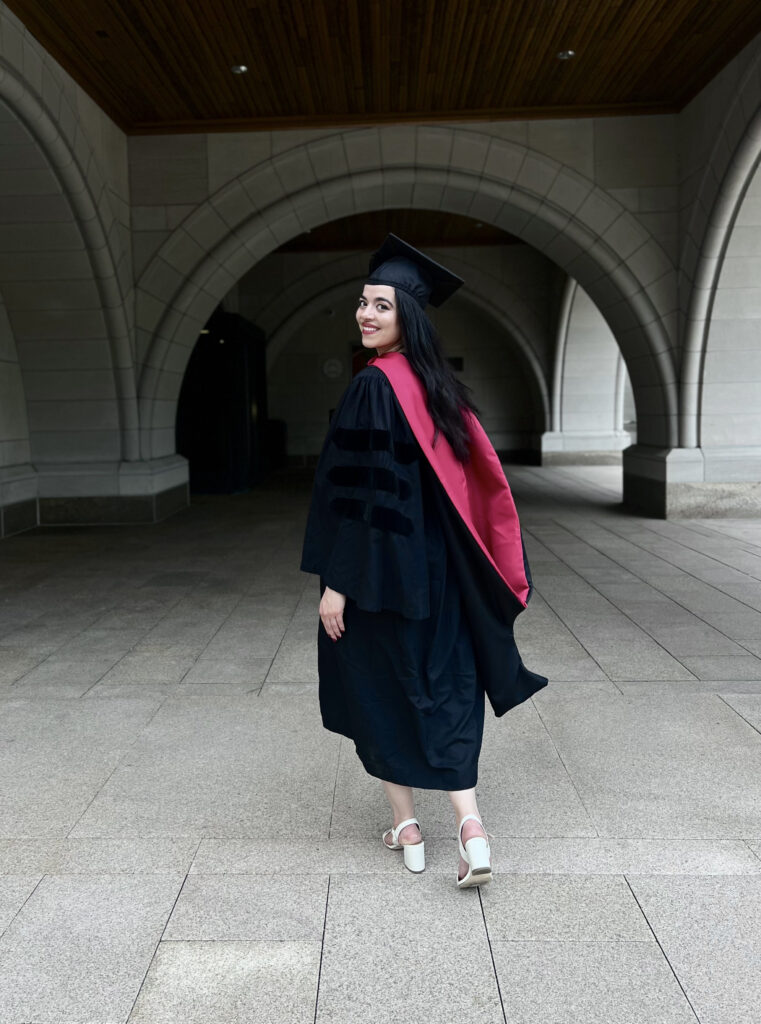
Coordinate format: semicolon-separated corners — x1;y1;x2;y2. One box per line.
367;233;464;308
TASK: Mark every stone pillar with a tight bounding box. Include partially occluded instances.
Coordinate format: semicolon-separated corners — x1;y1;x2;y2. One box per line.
623;445;761;517
35;456;189;527
0;464;38;538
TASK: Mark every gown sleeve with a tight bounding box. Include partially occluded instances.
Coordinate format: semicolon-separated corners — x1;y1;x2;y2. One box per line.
300;366;430;619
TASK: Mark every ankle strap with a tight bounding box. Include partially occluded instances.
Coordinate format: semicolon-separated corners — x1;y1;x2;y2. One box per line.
458;813;483;836
393;817;420;841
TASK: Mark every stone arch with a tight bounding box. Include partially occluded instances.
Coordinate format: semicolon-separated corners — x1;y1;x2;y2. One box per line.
265;272;549;426
249;249;550;429
696;155;761;479
680;42;761;448
544;277;634;456
136;127;679;461
0;49;138;463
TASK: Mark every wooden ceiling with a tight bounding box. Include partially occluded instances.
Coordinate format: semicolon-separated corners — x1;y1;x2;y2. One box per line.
279;210;518;251
7;0;761;134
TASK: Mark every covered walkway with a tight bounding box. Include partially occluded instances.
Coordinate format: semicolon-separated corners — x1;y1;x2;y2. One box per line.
1;466;761;1022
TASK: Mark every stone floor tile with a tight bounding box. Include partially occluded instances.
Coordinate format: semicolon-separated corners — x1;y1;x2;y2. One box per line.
316;874;504;1024
617;678;761;695
7;653;120;697
83;681;183;700
576;639;696;681
480;873;651;940
531;677;620;696
0;873;184;1024
0;646;46;683
4;466;761;1022
719;693;761;732
69;695;340;838
164;873;328;940
491;939;698;1023
629;875;761;1024
537;692;761;837
127;940;321;1024
178;656;270;691
190;836;761;876
266;641;318;683
42;837;201;874
97;652;196;685
0;874;41;934
519;650;611;681
259;679;318;696
0;698;161;837
0;840;62;874
677;655;761;680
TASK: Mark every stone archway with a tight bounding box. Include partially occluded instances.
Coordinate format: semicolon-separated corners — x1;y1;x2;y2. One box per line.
543;277;634;458
697;155;761;486
0;62;138;465
136;127;679;468
254;250;551;431
680;43;761;449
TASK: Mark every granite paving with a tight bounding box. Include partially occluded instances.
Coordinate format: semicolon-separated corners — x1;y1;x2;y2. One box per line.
0;465;760;1023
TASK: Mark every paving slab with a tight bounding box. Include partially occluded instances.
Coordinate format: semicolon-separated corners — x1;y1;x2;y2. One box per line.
0;697;161;837
480;873;652;940
491;939;698;1024
2;466;761;1023
0;873;184;1024
629;874;761;1024
534;692;761;837
0;874;41;934
70;694;341;838
164;873;329;940
191;836;761;876
316;874;504;1024
127;940;322;1024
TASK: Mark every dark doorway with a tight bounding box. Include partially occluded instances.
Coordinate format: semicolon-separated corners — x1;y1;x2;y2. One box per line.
176;309;275;493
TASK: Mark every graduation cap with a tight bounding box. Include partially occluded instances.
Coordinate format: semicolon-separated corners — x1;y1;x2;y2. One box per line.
367;233;464;308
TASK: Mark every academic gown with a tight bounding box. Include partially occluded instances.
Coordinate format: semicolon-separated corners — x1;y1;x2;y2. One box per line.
300;354;548;791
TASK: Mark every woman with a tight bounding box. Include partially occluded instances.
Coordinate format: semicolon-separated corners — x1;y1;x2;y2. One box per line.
300;234;547;888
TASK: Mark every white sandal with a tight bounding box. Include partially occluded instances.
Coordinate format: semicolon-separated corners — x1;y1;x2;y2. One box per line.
382;816;425;873
456;813;492;888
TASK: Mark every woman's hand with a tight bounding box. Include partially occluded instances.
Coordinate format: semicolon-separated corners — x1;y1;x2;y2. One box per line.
319;586;346;641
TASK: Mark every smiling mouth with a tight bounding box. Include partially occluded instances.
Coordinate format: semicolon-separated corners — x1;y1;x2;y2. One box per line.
361;325;379;334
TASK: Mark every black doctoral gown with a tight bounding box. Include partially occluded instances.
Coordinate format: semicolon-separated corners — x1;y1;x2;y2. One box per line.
300;365;547;790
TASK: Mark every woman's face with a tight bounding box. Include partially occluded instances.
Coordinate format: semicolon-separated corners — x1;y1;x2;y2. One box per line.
356;285;403;355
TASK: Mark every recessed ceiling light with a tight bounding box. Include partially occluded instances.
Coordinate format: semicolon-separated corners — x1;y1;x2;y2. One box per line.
556;50;575;60
231;64;248;74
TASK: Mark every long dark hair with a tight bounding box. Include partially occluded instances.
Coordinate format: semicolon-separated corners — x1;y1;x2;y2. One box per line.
394;288;479;462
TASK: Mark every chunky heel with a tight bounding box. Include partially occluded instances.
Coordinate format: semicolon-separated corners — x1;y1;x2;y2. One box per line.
403;839;425;873
464;836;491;874
382;816;425;873
457;814;492;888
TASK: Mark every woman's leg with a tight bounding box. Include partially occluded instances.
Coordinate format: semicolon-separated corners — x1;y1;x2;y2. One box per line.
448;787;488;879
381;780;422;845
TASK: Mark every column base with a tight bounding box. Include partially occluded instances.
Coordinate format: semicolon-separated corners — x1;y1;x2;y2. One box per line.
0;457;191;535
0;464;38;537
541;430;633;465
623;445;761;517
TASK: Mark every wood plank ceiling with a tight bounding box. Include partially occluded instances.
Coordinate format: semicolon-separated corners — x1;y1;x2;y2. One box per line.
6;0;761;134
